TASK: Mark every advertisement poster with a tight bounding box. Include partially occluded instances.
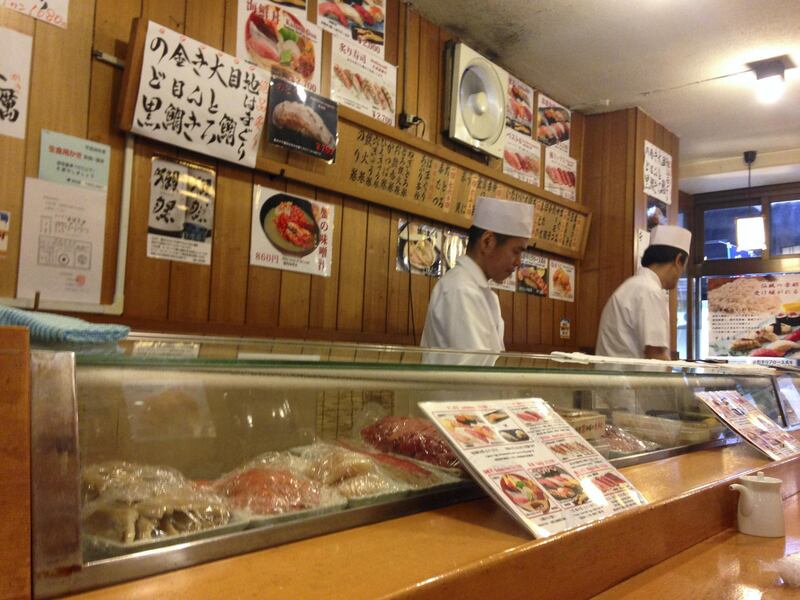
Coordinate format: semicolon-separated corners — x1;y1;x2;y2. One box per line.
250;185;334;277
536;93;570;153
2;0;68;28
318;0;386;58
695;390;800;461
147;157;216;265
544;146;577;201
39;130;110;191
643;140;672;205
517;252;548;296
0;27;32;139
418;398;647;538
490;273;516;293
236;1;321;93
132;21;269;168
548;259;574;302
0;211;9;253
505;75;534;135
442;229;467;272
17;177;106;303
708;274;800;358
331;37;396;126
267;77;337;161
646;196;668;230
503;130;541;187
396;219;442;277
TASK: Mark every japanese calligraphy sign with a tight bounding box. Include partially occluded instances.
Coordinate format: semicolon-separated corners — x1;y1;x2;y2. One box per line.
0;27;32;139
236;1;322;93
39;130;111;191
267;77;337;161
147;157;216;265
250;185;334;277
396;219;442;277
331;37;396;126
3;0;68;28
643;140;672;205
544;146;577;202
708;274;800;358
318;0;387;58
548;259;574;302
503;130;540;187
132;21;269;167
536;93;570;153
517;253;548;296
17;178;106;304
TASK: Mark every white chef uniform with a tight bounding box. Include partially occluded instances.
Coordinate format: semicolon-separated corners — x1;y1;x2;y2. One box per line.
420;254;504;366
595;267;669;359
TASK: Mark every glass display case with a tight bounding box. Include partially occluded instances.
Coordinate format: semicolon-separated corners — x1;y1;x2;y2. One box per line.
29;333;795;597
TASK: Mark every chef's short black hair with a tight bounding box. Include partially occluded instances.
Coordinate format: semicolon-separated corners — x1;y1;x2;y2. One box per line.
641;245;688;267
467;226;510;250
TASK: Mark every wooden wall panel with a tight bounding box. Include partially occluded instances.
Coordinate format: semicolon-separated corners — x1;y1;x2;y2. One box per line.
337;198;368;331
498;291;513;348
278;180;315;329
362;205;391;334
385;211;410;336
245;173;283;327
512;290;527;348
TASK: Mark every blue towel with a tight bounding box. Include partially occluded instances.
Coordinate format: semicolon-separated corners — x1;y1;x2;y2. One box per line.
0;305;130;344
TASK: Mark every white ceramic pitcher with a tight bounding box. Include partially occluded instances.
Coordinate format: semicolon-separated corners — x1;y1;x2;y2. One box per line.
729;471;785;538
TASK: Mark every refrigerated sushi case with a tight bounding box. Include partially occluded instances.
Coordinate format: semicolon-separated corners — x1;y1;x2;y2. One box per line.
23;332;794;597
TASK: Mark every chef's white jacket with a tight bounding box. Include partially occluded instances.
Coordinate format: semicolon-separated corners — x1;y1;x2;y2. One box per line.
595;267;670;359
420;255;504;366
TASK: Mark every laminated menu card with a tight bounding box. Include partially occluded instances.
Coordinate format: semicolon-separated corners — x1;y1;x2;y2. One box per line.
418;398;647;538
695;390;800;461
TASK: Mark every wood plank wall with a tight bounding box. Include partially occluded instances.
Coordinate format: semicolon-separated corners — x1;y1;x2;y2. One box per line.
578;108;680;352
2;0;587;352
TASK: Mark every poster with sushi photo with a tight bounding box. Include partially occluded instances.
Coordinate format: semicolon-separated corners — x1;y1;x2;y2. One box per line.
548;259;574;302
544;146;577;202
147;157;216;266
318;0;386;58
643;140;672;205
490;272;516;293
267;77;338;162
396;219;442;277
506;75;534;135
536;93;571;153
237;0;322;93
516;253;548;296
503;130;541;187
331;37;397;126
442;229;467;272
250;185;334;277
708;274;800;359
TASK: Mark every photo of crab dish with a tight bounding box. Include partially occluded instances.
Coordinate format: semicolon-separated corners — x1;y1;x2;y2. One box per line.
260;194;320;256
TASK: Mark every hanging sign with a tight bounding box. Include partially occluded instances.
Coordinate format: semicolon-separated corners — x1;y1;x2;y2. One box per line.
643;140;672;205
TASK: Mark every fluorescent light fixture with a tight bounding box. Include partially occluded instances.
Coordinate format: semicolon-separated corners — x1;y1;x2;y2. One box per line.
736;216;765;251
747;55;795;104
755;73;784;104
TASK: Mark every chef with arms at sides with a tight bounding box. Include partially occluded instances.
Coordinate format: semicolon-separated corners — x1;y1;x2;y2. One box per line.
421;196;534;366
595;224;692;360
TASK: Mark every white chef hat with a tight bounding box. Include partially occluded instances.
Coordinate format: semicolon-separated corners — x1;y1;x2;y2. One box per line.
649;225;692;254
472;196;534;238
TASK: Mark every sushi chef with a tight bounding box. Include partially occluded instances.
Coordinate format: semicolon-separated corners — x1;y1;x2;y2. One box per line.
421;196;533;365
595;224;692;360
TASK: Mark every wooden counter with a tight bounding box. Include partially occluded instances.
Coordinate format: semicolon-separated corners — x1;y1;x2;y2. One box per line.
67;443;787;600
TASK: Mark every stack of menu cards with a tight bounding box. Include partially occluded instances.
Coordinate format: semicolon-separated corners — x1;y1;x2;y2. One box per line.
695;390;800;461
418;398;647;538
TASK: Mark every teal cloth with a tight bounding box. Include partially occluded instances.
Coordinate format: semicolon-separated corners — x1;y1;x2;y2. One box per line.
0;305;129;344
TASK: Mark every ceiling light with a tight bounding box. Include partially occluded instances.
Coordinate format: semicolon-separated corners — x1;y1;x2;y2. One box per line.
747;55;795;104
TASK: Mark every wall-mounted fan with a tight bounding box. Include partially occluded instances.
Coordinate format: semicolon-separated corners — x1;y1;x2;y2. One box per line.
444;41;508;158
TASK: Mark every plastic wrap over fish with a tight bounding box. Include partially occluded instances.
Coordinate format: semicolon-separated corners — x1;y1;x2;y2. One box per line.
81;461;189;505
360;416;462;470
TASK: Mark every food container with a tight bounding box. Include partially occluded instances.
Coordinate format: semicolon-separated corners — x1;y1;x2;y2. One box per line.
611;412;719;446
554;408;606;440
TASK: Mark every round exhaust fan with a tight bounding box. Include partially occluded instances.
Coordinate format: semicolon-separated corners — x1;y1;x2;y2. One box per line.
445;42;508;158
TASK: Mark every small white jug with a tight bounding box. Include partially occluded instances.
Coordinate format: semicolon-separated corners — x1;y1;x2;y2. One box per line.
729;471;785;538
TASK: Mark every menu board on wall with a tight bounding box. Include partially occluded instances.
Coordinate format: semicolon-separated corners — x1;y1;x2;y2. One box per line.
131;21;269;168
331;37;397;126
643;141;672;205
0;27;32;140
695;390;800;461
708;274;800;358
418;398;647;538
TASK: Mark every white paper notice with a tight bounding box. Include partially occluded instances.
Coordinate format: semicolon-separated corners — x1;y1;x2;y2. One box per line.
250;185;334;277
331;37;396;126
644;140;672;205
503;130;540;186
418;398;647;538
236;1;322;94
132;21;269;168
544;146;577;201
17;178;106;303
2;0;68;28
0;27;32;139
548;259;575;302
147;157;215;265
